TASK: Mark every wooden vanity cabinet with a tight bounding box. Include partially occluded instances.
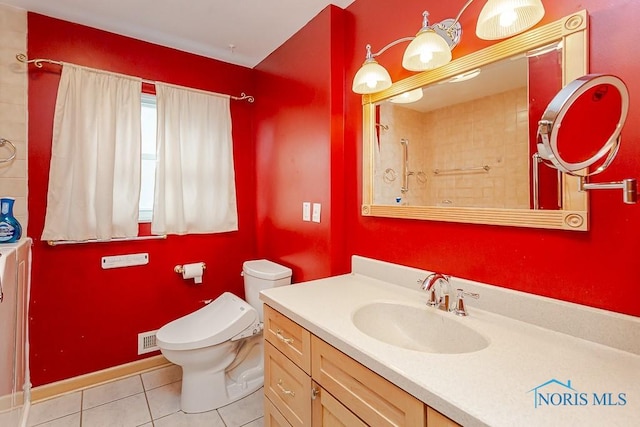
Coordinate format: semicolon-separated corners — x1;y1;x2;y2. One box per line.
263;305;460;427
311;336;426;426
427;407;463;427
311;380;368;426
264;305;312;427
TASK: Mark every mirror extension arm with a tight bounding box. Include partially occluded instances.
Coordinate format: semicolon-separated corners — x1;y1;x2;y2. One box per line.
580;178;637;204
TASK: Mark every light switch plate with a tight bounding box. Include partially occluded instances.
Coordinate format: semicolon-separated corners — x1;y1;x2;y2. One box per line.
312;203;321;223
303;202;311;221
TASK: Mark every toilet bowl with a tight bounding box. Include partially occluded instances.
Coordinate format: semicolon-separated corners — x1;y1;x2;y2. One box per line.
156;259;292;413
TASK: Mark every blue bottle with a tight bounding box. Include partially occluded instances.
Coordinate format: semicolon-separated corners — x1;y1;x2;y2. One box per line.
0;197;22;243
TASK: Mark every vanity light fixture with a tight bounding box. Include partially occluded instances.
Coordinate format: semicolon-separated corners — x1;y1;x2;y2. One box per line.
448;68;482;83
351;44;396;94
402;11;455;72
476;0;546;40
352;0;545;94
389;88;424;104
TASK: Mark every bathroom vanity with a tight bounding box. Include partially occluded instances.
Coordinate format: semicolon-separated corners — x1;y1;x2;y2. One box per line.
263;304;458;426
260;256;640;426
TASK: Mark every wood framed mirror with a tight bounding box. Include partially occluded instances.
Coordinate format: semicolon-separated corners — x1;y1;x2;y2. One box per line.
361;11;589;231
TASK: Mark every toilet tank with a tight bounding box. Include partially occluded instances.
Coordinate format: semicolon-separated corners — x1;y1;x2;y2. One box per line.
243;259;292;321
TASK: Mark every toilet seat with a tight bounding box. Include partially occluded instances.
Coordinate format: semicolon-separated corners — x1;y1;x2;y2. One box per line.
156;292;259;351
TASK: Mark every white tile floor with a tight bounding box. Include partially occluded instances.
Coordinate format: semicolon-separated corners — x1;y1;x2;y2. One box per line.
26;364;264;427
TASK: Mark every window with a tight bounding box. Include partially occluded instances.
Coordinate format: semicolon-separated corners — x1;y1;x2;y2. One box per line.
139;94;157;222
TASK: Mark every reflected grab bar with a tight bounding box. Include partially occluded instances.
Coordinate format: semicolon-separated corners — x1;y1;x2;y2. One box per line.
400;139;413;194
0;138;17;163
433;165;490;175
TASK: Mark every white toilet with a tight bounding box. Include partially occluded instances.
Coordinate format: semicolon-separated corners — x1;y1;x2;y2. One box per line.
156;259;292;413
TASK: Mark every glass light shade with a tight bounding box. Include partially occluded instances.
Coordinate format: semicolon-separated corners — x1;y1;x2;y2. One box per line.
476;0;545;40
389;88;424;104
352;59;392;94
448;68;481;83
402;28;452;71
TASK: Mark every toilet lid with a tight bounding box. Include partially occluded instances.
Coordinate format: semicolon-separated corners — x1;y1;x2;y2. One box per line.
156;292;258;350
243;259;292;280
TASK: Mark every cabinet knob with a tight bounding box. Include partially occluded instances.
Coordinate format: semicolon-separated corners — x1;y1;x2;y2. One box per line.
311;386;320;400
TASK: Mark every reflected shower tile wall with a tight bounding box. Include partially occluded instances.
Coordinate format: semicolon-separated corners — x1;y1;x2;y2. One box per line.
376;104;430;206
422;87;529;208
376;87;529;208
0;4;27;228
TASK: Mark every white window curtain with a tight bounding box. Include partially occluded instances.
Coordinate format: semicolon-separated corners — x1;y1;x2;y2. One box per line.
41;64;142;241
152;83;238;235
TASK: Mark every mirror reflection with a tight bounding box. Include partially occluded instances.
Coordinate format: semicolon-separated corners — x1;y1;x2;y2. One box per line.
374;43;562;209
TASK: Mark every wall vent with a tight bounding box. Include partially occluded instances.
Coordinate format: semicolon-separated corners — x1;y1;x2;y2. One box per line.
137;330;159;355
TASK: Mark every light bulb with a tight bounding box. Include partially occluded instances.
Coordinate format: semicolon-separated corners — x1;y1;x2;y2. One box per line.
499;8;518;27
366;75;377;89
419;49;434;65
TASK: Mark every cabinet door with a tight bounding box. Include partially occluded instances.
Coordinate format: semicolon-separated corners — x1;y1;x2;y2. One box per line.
264;305;311;374
265;341;312;427
427;407;461;427
312;382;367;427
312;336;426;427
265;397;293;427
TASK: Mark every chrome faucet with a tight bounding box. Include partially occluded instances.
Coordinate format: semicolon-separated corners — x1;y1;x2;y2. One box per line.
419;273;452;311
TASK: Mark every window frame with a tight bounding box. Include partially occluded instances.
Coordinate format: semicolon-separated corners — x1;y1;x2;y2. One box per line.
139;93;157;223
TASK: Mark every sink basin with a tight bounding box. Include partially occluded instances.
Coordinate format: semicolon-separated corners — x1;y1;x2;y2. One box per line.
352;302;489;354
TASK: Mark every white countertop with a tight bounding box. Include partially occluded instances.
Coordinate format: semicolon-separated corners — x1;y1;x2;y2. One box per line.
260;257;640;427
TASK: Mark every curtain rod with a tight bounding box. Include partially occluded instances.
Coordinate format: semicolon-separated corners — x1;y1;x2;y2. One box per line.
47;234;168;246
16;53;255;103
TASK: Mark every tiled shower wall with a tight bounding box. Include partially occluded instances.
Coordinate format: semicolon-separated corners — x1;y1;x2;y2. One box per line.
0;4;28;229
374;104;430;206
376;87;530;209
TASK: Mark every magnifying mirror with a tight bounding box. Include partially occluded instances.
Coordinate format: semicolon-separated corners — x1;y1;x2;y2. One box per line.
537;74;637;203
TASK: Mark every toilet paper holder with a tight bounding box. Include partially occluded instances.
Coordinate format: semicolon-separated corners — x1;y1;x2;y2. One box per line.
174;262;206;274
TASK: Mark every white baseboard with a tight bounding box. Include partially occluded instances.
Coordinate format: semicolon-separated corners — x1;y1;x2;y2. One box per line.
0;390;24;412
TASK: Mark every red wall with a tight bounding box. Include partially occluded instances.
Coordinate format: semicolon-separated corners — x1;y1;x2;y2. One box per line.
27;14;258;386
253;6;349;282
343;0;640;317
25;0;640;388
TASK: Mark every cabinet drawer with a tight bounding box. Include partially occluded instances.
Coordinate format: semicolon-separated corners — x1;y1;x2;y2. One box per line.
265;397;293;427
265;340;312;427
312;336;426;427
264;305;311;374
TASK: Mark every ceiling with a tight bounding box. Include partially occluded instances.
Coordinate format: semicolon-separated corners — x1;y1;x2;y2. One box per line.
1;0;355;68
406;53;529;113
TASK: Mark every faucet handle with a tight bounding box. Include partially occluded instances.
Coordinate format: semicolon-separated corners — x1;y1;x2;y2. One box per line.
453;288;480;317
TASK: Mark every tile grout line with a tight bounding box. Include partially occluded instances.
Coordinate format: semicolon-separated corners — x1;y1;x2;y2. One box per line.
140;374;155;426
79;389;84;427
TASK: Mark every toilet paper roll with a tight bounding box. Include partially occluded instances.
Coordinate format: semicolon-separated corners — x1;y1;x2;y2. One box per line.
182;262;204;284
